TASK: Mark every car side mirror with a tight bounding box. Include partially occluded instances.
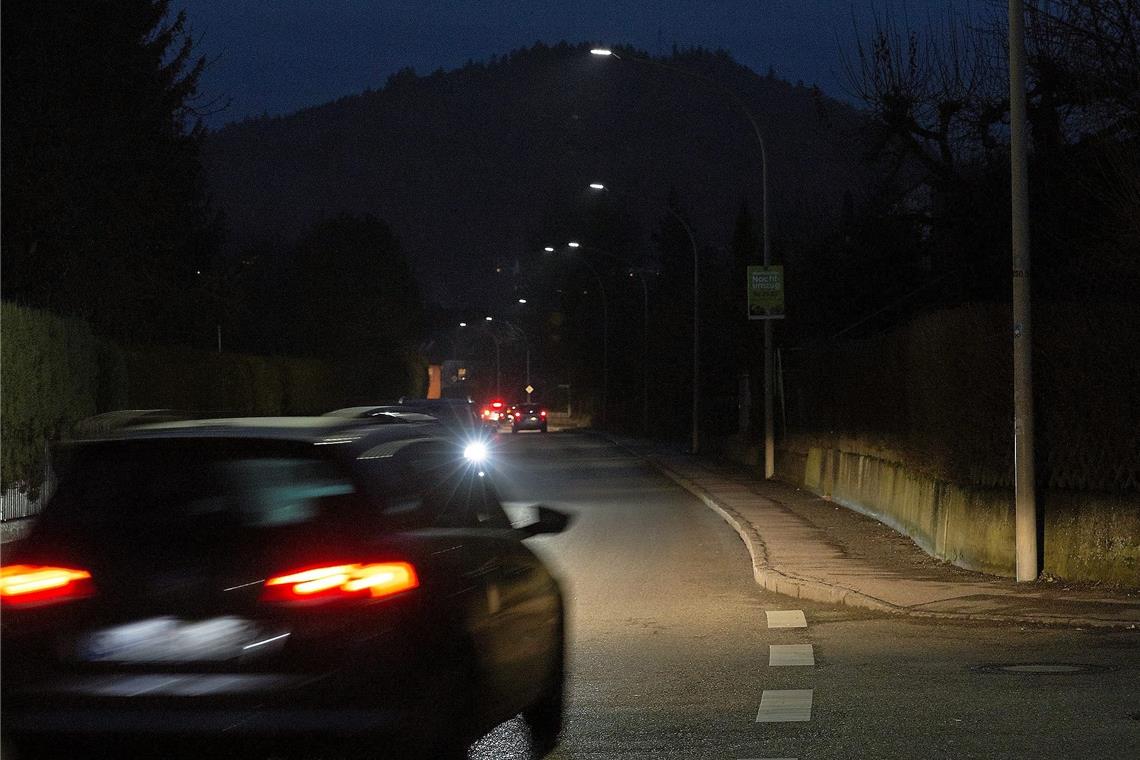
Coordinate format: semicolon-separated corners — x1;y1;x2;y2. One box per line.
519;505;571;538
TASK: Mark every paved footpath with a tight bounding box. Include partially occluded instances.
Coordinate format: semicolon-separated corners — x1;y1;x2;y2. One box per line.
610;435;1140;630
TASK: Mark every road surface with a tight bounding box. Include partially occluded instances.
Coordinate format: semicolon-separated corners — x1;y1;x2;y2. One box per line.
478;431;1139;760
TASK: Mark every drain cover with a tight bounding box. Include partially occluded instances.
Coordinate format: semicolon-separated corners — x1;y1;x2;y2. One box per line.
973;663;1107;675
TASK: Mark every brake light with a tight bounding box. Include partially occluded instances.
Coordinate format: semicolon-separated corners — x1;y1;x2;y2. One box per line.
0;564;94;607
261;562;418;604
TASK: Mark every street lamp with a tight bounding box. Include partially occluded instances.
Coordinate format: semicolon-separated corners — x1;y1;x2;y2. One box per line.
568;239;654;437
545;244;609;427
589;182;699;453
590;49;776;473
458;319;502;396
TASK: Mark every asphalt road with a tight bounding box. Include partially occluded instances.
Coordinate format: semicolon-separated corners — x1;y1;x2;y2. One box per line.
480;431;1139;760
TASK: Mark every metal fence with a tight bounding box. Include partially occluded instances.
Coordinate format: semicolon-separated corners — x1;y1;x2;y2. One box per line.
0;452;55;522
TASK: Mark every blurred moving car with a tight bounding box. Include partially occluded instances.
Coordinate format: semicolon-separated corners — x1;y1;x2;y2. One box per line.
511;405;549;433
1;416;570;759
327;399;485;441
394;398;483;437
323;406;440;425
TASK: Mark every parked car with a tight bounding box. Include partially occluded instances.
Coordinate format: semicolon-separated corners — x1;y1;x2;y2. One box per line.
511;404;549;433
1;416;570;759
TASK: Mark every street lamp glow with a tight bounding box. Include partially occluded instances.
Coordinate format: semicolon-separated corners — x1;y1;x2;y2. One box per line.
485;316;493;321
459;321;467;327
589;183;606;190
518;299;527;304
590;48;613;57
544;246;555;252
568;241;581;248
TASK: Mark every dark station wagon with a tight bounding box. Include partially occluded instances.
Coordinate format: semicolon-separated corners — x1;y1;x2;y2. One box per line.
1;416;570;759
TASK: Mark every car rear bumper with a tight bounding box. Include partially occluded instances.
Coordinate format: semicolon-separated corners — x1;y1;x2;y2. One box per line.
3;704;405;736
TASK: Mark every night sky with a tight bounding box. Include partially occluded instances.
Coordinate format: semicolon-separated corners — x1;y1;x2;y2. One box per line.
178;1;979;130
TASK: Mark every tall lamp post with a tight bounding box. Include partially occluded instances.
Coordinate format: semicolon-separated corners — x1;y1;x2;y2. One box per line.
588;183;699;453
546;243;610;427
591;48;775;473
457;316;503;397
566;240;654;436
1010;0;1038;582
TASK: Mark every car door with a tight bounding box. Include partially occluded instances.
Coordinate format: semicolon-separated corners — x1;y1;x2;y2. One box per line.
461;476;561;715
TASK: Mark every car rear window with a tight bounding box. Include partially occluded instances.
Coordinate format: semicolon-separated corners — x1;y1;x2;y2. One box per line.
41;439;358;533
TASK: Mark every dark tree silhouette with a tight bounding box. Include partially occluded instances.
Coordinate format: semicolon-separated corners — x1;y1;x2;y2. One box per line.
1;0;220;345
278;213;425;399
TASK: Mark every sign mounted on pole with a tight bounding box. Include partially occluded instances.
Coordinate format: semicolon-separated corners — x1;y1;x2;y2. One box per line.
747;265;785;320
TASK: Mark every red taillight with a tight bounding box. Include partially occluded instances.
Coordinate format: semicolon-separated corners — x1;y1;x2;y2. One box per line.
261;562;419;605
0;564;94;608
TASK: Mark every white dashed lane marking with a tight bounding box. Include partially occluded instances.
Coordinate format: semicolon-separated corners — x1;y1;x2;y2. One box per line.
755;689;814;722
768;644;815;666
764;609;807;628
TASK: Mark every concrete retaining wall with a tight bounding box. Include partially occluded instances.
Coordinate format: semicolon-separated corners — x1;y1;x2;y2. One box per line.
780;446;1016;577
770;441;1139;587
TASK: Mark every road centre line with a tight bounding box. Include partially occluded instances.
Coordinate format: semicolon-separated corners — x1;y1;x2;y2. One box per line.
765;609;807;628
755;689;813;722
768;644;815;666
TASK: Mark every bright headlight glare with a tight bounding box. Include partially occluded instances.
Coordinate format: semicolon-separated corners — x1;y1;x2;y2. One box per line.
464;442;488;463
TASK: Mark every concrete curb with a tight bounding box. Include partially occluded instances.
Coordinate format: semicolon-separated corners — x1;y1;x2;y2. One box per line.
608;437;1138;630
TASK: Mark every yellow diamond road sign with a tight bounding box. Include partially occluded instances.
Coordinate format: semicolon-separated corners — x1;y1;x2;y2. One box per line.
525;385;534;395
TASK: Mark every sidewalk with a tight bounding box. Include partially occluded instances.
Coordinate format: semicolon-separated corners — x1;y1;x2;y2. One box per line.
610;435;1140;630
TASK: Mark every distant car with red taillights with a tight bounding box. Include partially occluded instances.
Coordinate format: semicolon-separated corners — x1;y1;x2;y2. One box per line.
511;405;548;433
479;399;508;428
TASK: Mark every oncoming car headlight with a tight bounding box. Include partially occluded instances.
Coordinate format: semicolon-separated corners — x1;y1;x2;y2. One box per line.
463;441;488;464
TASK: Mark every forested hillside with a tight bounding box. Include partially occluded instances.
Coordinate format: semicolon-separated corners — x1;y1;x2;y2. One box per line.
203;43;869;306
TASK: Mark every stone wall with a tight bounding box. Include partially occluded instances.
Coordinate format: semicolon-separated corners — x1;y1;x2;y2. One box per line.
776;440;1139;587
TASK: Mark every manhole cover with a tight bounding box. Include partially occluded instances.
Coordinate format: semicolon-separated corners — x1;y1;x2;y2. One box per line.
972;663;1107;675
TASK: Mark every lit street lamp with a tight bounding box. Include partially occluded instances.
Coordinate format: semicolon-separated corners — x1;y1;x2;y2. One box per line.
563;239;653;436
589;182;699;452
591;47;776;471
545;244;609;427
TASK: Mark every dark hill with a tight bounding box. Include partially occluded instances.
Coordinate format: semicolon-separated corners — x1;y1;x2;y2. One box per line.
203;43;870;306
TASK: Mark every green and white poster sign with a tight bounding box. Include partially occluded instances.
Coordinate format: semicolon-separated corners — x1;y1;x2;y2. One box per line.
747;265;785;319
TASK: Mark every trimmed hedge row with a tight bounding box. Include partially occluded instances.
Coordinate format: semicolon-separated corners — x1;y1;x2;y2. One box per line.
1;303;103;497
2;302;406;495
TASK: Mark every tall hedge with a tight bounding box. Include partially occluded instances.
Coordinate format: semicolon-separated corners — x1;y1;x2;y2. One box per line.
1;303;101;496
782;302;1140;495
1;303;347;495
